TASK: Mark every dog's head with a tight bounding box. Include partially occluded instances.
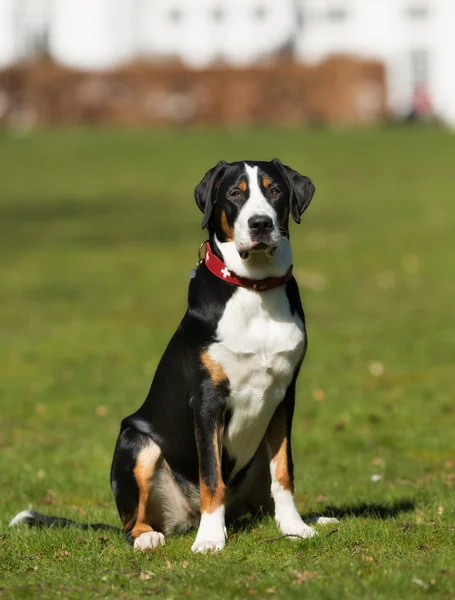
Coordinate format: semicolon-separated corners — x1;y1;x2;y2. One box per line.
194;159;315;261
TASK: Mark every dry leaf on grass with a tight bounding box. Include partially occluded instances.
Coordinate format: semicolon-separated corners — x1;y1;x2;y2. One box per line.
312;388;326;401
294;570;318;584
376;271;396;290
368;361;384;377
97;535;109;546
418;543;433;551
359;555;374;562
295;270;327;292
412;577;428;590
315;495;328;503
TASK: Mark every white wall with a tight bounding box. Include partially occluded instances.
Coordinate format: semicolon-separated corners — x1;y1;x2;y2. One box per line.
430;0;455;126
139;0;296;68
0;0;20;67
295;0;455;122
49;0;138;70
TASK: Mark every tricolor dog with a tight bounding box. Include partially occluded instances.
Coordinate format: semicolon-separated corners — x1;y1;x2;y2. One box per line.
10;159;332;552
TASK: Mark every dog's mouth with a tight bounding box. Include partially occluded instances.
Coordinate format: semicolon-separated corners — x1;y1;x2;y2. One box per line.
238;242;277;260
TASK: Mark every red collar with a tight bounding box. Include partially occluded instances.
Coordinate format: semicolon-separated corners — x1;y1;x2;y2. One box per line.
203;242;293;292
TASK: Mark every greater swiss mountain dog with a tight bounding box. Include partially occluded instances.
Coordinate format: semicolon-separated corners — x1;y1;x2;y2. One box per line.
10;159;335;553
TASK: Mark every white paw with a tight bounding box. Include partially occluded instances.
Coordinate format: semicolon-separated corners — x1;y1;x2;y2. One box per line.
191;537;225;553
192;507;226;553
134;531;165;551
278;517;317;539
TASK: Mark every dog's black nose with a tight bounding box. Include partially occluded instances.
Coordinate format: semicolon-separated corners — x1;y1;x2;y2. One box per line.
248;215;274;236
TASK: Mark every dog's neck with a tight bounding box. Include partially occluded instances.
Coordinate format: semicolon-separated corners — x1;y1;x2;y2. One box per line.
211;235;292;280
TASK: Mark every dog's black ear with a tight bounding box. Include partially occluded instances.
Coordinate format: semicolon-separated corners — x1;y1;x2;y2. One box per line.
272;159;315;224
194;160;227;229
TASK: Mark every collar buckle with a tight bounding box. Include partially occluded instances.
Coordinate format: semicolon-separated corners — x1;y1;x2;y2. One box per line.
197;239;209;265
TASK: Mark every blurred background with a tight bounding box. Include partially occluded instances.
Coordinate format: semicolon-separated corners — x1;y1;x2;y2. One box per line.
1;0;455;126
1;2;455;595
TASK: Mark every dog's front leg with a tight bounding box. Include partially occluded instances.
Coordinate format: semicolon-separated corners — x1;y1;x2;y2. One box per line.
191;382;226;553
266;382;316;540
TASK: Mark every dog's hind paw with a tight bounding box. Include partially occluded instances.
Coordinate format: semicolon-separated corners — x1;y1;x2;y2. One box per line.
134;531;165;551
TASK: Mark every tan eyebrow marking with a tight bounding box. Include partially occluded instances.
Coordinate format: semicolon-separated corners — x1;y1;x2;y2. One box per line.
238;181;247;192
263;177;272;188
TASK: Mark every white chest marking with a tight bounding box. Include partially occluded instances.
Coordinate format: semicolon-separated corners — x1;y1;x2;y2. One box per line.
207;287;305;478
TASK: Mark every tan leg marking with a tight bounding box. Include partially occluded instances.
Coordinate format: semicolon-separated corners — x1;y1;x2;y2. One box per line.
199;423;225;514
200;349;228;385
266;407;293;492
131;442;161;539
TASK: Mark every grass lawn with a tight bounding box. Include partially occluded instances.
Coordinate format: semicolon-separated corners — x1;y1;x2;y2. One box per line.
0;126;454;599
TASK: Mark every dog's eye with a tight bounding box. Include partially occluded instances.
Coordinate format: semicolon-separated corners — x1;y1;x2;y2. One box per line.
229;190;241;198
270;187;281;196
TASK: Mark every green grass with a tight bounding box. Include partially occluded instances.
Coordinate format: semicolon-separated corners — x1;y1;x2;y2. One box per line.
0;127;454;599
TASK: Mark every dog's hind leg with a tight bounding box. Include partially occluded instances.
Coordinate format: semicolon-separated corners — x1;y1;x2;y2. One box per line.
110;427;165;550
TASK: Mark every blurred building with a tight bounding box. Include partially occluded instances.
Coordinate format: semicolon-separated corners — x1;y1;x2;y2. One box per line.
295;0;455;125
0;0;454;125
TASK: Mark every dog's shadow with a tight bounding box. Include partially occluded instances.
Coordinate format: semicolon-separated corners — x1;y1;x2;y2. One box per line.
229;499;415;534
302;499;415;522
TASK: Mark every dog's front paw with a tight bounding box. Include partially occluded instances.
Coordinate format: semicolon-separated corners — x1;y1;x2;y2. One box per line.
277;517;317;539
192;509;226;553
191;536;225;553
134;531;166;551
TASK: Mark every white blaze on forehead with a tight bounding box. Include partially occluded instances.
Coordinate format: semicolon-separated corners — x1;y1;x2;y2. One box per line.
243;164;276;220
233;164;278;250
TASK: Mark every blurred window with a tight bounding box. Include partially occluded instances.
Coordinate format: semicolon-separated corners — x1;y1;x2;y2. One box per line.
254;5;268;21
212;7;225;22
410;49;430;85
16;0;51;58
327;7;347;22
406;5;429;19
169;8;183;23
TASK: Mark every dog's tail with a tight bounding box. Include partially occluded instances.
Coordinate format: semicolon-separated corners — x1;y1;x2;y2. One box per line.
9;510;121;532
